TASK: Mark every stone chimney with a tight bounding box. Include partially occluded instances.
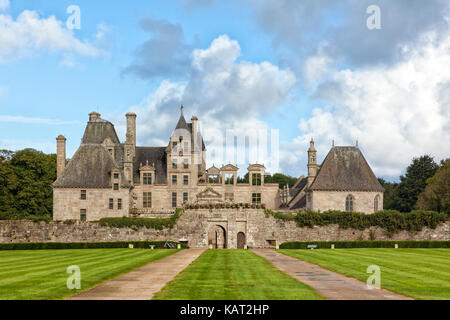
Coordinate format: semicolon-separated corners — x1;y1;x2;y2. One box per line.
56;135;66;178
126;112;137;151
124;113;137;184
89;112;101;122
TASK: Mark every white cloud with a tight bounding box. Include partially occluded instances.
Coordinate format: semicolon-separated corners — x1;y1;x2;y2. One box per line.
0;0;9;12
0;10;104;64
293;30;450;179
115;35;296;175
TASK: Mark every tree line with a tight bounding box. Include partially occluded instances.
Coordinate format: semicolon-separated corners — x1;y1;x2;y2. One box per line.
378;155;449;214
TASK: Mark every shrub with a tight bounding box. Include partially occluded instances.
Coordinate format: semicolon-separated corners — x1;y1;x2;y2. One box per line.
98;208;183;230
0;241;188;251
265;209;449;235
279;241;450;249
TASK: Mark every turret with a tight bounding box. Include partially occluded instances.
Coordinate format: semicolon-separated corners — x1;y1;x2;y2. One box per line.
307;138;319;185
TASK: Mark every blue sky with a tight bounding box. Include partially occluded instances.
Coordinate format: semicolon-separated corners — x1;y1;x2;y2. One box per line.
1;0;449;180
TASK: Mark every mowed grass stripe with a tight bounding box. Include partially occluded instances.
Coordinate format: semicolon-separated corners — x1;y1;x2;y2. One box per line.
309;249;450;278
0;249;179;300
153;250;324;300
279;249;450;300
0;250;142;283
314;249;450;281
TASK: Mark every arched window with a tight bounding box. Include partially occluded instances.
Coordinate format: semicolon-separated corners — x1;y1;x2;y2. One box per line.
374;195;380;212
345;195;354;211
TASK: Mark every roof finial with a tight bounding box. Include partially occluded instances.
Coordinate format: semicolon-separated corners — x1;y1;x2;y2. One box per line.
356;139;359;147
181;105;184;117
332;138;335;147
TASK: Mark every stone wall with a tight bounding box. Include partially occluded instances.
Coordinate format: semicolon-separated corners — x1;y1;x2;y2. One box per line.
310;191;384;214
1;209;448;248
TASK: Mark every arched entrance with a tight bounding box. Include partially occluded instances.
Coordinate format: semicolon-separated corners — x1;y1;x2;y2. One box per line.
208;225;227;249
237;232;246;249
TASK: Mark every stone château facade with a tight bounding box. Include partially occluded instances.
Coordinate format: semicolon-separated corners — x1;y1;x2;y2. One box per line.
52;107;383;248
52;107;280;222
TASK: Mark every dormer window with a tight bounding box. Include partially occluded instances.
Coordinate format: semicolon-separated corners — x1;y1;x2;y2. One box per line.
143;173;152;185
252;173;262;186
139;161;155;186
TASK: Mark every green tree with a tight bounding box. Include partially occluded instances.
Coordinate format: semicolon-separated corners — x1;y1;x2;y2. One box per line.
7;149;57;218
393;155;439;212
0;150;18;218
415;159;450;214
377;178;398;210
265;173;299;189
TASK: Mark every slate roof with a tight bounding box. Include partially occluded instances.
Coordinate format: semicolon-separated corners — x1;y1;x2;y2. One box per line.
291;194;306;210
309;146;384;192
52;144;127;188
81;119;120;144
134;147;167;184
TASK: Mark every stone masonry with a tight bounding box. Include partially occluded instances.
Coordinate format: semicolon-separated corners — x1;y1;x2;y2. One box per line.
1;209;448;248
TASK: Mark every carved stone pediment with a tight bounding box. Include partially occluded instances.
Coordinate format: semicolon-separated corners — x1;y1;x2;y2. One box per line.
196;187;223;203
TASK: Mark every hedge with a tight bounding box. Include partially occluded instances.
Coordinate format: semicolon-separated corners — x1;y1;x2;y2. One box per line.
98;208;183;230
0;241;188;251
265;209;449;236
279;241;450;249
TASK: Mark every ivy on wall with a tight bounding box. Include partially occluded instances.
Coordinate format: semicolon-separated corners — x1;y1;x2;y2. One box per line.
265;209;449;236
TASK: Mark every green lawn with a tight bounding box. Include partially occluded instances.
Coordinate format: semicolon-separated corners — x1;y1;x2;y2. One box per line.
153;250;323;300
279;248;450;300
0;249;179;300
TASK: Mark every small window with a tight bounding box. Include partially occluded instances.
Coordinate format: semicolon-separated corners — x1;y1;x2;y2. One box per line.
172;175;177;185
346;195;354;211
143;192;152;208
80;190;86;200
172;158;178;169
184;141;189;153
172;141;177;150
183;175;189;185
184;158;189;169
118;199;122;210
172;192;177;208
252;173;261;186
109;198;114;210
143;173;152;185
80;209;86;221
108;149;113;155
113;173;119;179
374;195;380;212
252;193;261;204
183;192;188;203
113;183;119;190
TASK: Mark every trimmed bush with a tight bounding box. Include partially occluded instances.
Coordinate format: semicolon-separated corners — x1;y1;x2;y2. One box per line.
0;241;188;251
279;241;450;249
98;208;183;230
265;209;449;236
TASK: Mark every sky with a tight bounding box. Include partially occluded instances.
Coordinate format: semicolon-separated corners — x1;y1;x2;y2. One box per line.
0;0;449;181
